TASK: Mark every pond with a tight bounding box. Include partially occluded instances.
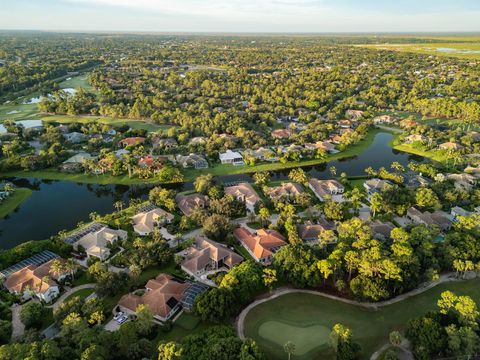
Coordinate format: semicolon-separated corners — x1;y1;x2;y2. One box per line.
0;132;423;249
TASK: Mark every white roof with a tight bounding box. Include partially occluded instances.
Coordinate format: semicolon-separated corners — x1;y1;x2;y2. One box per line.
219;150;243;161
63;152;93;164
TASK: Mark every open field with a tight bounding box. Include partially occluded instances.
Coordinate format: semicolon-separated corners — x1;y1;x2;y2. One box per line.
0;188;32;219
360;41;480;59
244;278;480;360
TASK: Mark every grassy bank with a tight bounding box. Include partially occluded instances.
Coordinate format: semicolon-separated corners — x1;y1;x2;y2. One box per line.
244;278;480;360
2;128;393;185
0;188;32;218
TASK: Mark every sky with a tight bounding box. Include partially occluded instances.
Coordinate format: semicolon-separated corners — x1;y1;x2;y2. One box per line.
1;0;480;33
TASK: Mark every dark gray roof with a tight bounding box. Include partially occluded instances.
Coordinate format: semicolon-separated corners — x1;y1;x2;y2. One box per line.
0;250;59;278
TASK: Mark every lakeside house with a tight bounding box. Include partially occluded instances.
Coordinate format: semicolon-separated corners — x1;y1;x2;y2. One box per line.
118;273;190;322
233;227;286;265
406;207;453;232
404;134;427;144
304;141;337;153
63;152;94;164
219;150;244;166
363;178;394;200
265;182;303;201
178;237;243;277
176;154;209;169
66;223;128;261
243;147;278;162
438;142;464;151
297;219;336;243
176;193;207;216
132;206;174;236
224;182;261;213
4;258;69;302
308;178;345;201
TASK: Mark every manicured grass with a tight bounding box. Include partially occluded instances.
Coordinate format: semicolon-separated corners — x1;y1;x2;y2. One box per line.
244;278;480;360
59;75;95;93
64;288;95;302
40;307;54;331
0;188;32;219
393;143;450;163
41;114;174;133
234;244;255;261
72;270;92;286
0;103;39;121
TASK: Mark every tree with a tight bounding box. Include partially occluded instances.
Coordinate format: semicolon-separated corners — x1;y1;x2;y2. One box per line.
194;174;214;194
389;331;402;347
329;166;337;177
253;172;270;188
202;214;231;242
283;341;295;360
370;192;383;217
149;187;176;211
135;304;154;335
262;268;277;292
258;207;270;227
288;168;308;186
20;302;45;329
415;188;441;210
158;342;183;360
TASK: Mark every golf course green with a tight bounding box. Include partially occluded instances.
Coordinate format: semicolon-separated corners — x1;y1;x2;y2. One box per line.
243;278;480;360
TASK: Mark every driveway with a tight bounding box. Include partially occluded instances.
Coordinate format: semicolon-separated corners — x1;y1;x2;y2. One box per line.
104;317;125;332
10;303;25;339
51;283;96;311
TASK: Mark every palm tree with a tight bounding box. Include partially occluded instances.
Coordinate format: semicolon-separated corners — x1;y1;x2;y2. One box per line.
114;200;124;212
329;166;337;177
284;341;295;360
49;259;65;280
129;264;142;279
64;258;77;282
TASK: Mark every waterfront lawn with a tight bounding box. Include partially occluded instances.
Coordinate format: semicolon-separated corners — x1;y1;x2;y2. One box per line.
0;188;32;219
244;278;480;360
393;143;450;163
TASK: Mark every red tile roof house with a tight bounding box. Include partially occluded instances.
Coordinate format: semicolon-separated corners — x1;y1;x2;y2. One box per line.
224;182;261;213
118;137;146;147
117;273;189;322
265;182;304;201
271;128;293;139
4;259;69;303
233;227;287;265
308;178;345;201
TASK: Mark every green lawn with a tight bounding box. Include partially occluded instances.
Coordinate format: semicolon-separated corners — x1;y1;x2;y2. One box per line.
64;288;95;302
393;143;450;163
0;102;39;122
40;307;54;331
234;244;255;261
244;278;480;360
59;75;95;93
0;188;32;219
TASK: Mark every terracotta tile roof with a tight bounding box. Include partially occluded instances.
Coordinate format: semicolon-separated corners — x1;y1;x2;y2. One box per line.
175;193;207;216
118;273;189;319
272;128;293;139
224;183;261;206
233;227;286;261
266;182;303;199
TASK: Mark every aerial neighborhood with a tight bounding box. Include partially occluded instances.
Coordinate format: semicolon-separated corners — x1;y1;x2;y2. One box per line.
0;33;479;360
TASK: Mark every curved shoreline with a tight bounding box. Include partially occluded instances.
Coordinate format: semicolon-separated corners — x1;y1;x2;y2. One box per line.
237;272;461;340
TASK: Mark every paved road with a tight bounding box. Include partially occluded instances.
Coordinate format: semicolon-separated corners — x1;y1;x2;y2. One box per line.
50;283;96;311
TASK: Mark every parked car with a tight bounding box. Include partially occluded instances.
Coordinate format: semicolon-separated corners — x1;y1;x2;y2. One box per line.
113;312;124;321
116;315;128;324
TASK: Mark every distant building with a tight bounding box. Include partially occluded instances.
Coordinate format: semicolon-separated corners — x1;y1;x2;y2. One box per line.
266;182;303;201
297;219;336;243
308;178;345;201
219;150;244;166
406;207;453;232
176;154;208;169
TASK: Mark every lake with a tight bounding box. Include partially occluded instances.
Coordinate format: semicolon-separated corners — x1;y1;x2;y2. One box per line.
0;132;422;249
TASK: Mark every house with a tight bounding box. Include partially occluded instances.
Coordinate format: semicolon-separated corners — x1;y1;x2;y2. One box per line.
119;137;146;147
176;193;207;216
439;142;464;151
271;128;293;139
337;119;353;129
404;134;426;144
219;150;244;166
118;273;190;322
446;173;477;190
451;206;471;220
179;237;243;277
68;224;128;261
346;110;364;121
404;172;431;188
189;136;207;145
243;147;277;162
308;178;345;201
64;131;88;143
399;118;418;129
114;149;130;159
233;227;286;265
224;183;261;212
63;152;94;164
137;155;164;172
266;182;303;201
153;138;178;149
464;165;480;179
297;219;336;243
364;179;393;200
406;207;453;232
3;259;69;302
373;115;396;125
369;220;395;241
132;206;174;236
176;154;208;169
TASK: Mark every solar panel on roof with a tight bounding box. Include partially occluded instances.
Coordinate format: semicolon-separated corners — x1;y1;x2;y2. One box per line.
0;250;59;278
